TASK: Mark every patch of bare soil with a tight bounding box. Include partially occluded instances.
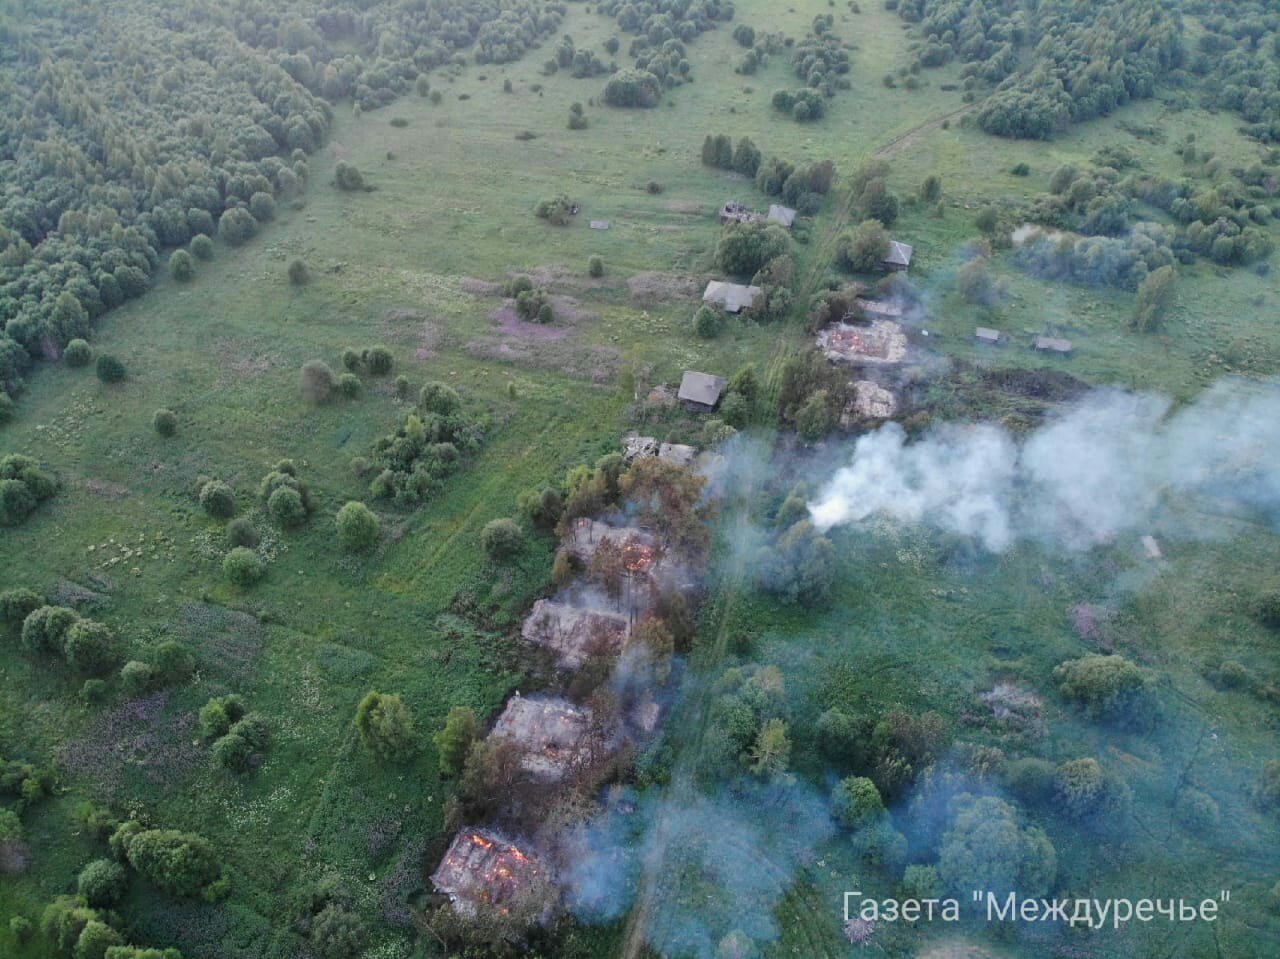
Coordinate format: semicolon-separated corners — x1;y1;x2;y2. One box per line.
490;302;571;341
664;200;703;214
464;337;620;382
213;338;279;378
627;271;703;304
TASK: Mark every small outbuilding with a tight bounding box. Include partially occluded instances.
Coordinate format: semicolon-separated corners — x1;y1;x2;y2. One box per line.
658;442;697;467
589;220;610;230
767;204;797;228
702;280;762;314
975;327;1004;345
1033;336;1073;355
678;370;727;412
883;240;914;272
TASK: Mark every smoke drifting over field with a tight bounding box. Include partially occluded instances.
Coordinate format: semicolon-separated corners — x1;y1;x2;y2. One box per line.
810;379;1280;550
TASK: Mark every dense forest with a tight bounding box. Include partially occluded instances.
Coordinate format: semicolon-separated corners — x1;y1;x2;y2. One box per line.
0;0;573;404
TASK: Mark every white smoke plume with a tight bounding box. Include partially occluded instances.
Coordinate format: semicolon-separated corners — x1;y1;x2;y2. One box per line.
810;379;1280;551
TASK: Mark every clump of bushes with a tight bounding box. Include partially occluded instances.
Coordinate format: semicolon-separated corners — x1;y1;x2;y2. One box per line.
1053;653;1155;724
534;194;575;225
334;161;365;191
515;288;554;323
203;698;270;774
354;691;417;762
111;821;228;899
0;454;58;526
261;460;313;528
367;389;486;506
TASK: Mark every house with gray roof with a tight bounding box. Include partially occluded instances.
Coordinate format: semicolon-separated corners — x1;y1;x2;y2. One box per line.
883;240;914;272
703;280;761;314
678;371;726;412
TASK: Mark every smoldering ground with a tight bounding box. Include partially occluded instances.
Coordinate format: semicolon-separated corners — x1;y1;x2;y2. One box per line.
561;781;835;957
809;378;1280;551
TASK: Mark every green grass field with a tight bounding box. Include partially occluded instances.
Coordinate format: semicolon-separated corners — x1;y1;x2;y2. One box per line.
2;1;1280;957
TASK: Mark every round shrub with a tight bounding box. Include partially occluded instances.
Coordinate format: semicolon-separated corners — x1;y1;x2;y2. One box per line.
588;255;604;278
694;305;724;339
169;249;195;282
10;915;32;943
218;206;258;245
300;360;337;403
190;234;214;260
223;547;264;587
341;349;361;372
267;486;307;529
832;776;885;830
153;640;195;685
64;620;122;676
21;605;79;654
72;919;122;958
337;373;361;398
153;408;177;437
78;859;128;908
481;517;524;561
393;375;411;399
364;346;393;375
336;501;380;552
123;829;222;898
199;481;236;520
64;339;91;368
212;732;253;772
80;678;108;704
311;903;367;959
96;354;126;383
0;587;44;626
288;259;311;285
1003;757;1057;805
225;517;259;548
249;191;276;222
198;702;229;741
119;660;156;698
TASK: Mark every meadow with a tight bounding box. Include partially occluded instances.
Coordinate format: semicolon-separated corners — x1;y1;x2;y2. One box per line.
2;0;1279;957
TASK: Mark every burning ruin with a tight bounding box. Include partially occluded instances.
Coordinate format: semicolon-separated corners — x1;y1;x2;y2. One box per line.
566;517;656;564
521;600;631;669
817;319;909;367
431;828;547;918
489;694;595;781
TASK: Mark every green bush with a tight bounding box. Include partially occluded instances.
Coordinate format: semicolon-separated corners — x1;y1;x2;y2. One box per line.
1175;787;1221;830
80;678;108;704
169;249;194;281
9;915;32;943
588;255;604;278
248;191;275;222
336;501;380;552
21;605;79;654
481;517;524;561
393;375;410;398
199;695;246;740
212;732;253;772
152;408;177;437
434;706;479;778
354;690;417;762
693;305;724;339
73;919;122;959
335;161;365;191
1257;593;1280;629
310;903;367;959
716;220;790;275
64;620;122;676
0;587;44;627
152;640;195;685
218;206;258;245
268;485;307;528
223;547;264;587
96;355;126;383
1003;757;1057;805
288;259;310;285
831;776;885;829
199;481;236;520
300;359;337;403
78;859;129;908
119;660;156;698
364;345;393;375
225;517;259;548
123;828;223;898
64;339;92;367
1053;654;1154;721
190;233;214;260
337;372;361;398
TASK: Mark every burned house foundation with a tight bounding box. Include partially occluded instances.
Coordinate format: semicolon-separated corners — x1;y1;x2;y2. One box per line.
521;599;631;669
488;693;595;782
431;828;549;918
